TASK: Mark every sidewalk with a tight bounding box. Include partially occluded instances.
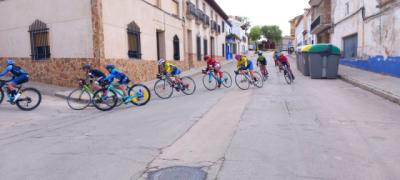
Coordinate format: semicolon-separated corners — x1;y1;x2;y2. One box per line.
54;60;234;99
339;65;400;105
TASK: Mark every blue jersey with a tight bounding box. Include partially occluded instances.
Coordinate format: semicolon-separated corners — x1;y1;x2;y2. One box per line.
0;65;28;78
105;68;129;83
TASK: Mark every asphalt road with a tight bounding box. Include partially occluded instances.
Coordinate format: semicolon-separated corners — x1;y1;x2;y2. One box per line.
1;52;400;180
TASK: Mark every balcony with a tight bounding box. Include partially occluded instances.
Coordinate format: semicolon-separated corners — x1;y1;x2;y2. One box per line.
195;9;204;25
310;15;331;34
203;15;210;28
186;1;196;20
211;21;217;32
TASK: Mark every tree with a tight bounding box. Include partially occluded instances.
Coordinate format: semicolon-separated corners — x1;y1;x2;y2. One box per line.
249;26;261;42
260;25;283;44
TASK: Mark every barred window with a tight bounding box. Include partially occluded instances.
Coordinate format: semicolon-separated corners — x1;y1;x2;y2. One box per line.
127;21;141;59
29;20;50;60
173;35;180;60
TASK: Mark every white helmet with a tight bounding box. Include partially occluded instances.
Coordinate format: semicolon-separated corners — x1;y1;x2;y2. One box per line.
158;58;165;65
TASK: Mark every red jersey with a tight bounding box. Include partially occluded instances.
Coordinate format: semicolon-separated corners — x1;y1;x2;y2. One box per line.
207;58;220;67
278;55;288;63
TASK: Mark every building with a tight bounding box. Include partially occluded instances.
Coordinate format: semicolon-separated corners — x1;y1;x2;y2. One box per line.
294;15;305;48
0;0;230;87
309;0;332;43
331;0;400;58
227;16;248;55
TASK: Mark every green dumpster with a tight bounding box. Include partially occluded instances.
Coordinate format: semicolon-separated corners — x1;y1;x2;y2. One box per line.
300;45;313;76
308;44;341;79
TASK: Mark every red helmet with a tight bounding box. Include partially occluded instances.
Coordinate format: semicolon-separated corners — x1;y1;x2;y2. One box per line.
204;55;211;61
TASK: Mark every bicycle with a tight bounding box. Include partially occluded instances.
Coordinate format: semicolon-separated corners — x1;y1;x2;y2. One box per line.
154;74;196;99
92;81;151;111
202;70;232;91
0;80;42;111
234;70;263;90
282;64;294;85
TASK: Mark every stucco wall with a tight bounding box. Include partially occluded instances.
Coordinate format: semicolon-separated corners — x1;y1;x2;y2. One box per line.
332;0;400;57
101;0;184;61
0;0;93;58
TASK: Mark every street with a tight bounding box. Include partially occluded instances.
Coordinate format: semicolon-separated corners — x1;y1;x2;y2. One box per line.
1;52;400;180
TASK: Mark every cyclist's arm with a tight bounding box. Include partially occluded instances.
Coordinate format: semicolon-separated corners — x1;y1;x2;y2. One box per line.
0;65;12;77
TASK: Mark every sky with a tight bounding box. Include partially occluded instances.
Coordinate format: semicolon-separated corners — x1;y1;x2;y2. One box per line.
215;0;310;36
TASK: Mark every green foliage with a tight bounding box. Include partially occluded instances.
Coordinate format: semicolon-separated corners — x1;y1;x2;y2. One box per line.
249;26;261;42
260;25;283;43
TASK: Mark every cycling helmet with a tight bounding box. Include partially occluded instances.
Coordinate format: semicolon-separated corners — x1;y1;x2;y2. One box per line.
105;64;115;70
258;52;263;56
6;59;15;65
204;55;211;61
82;64;92;70
158;58;166;65
235;54;242;60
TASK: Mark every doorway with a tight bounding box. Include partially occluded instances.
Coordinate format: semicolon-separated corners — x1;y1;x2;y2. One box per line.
156;31;166;61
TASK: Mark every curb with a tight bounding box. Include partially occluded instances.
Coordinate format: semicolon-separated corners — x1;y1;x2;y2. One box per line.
54;61;234;100
338;74;400;106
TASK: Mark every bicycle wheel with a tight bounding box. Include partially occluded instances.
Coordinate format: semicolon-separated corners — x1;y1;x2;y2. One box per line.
284;70;293;85
253;72;264;88
221;71;233;88
128;84;151;106
235;74;250;90
16;88;42;111
0;89;4;104
202;74;217;91
92;88;118;111
181;76;196;95
154;79;173;99
67;88;92;110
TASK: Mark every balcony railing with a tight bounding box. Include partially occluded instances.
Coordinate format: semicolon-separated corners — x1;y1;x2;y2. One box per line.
186;1;196;20
203;15;210;28
311;16;321;32
195;9;204;24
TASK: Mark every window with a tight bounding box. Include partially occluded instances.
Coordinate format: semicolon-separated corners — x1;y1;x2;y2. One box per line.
196;36;201;61
127;21;141;59
172;0;179;17
204;39;208;56
222;44;225;57
222;21;225;33
29;20;50;60
173;35;180;60
345;2;350;16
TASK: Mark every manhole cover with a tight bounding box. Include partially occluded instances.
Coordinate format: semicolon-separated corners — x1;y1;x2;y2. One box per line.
148;166;207;180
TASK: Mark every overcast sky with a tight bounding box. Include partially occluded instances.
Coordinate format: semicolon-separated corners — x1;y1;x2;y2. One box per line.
215;0;310;36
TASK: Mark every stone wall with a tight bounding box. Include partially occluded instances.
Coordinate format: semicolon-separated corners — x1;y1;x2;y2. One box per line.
0;58;96;87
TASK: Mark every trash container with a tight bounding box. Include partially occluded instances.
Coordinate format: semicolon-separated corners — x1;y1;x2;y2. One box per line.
308;44;341;79
296;51;301;71
300;45;313;76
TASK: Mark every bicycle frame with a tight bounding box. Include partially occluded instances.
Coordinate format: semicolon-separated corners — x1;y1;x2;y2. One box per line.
0;80;22;102
104;83;143;103
207;71;222;83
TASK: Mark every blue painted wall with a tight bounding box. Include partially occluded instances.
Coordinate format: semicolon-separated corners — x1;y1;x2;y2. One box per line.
340;56;400;77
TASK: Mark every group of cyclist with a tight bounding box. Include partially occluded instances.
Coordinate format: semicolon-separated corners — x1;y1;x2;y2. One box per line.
0;50;294;103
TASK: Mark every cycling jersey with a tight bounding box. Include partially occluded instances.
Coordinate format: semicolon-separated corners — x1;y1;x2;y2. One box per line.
257;56;267;65
278;55;288;63
163;62;181;76
0;65;29;85
88;69;105;79
105;68;130;84
206;58;221;70
237;56;254;71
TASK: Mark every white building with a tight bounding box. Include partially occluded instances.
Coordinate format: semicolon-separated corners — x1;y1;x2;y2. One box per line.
0;0;230;86
331;0;400;58
228;17;248;54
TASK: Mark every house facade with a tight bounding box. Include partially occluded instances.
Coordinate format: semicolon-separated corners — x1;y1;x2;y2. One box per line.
0;0;230;87
309;0;332;44
228;17;248;55
331;0;400;58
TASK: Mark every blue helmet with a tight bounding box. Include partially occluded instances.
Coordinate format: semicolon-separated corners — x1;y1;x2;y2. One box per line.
6;59;15;65
105;64;115;70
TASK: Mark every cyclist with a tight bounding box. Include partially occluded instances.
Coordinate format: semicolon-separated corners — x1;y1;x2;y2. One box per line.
0;59;29;101
104;64;130;97
158;59;184;89
235;54;257;82
256;52;268;77
278;52;295;80
203;55;223;87
273;50;280;67
82;64;105;91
